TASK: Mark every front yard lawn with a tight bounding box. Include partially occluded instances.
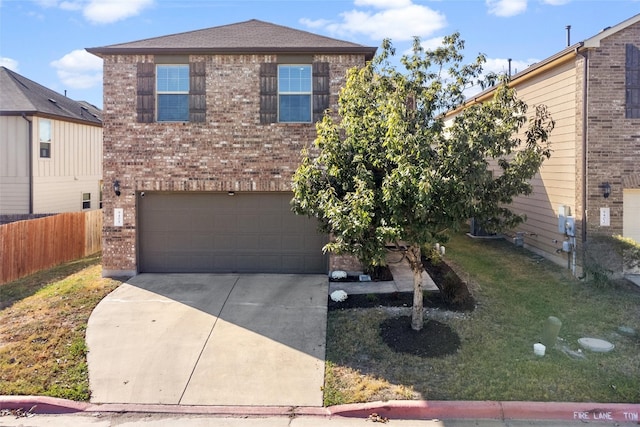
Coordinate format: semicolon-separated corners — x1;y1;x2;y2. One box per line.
324;232;640;405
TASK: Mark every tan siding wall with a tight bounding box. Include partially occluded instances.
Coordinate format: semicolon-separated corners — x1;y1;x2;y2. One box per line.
0;116;30;214
32;117;102;214
506;60;579;263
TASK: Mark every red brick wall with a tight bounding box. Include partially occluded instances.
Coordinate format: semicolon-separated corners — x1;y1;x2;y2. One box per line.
101;53;366;274
585;22;640;235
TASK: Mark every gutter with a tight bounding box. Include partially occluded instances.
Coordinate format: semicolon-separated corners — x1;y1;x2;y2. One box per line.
577;46;589;275
20;113;34;214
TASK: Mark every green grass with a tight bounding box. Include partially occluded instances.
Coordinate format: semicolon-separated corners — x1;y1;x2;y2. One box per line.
0;254;122;400
1;240;638;404
325;233;640;404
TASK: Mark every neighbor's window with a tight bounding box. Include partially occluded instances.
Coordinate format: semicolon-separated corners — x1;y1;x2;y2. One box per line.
99;180;103;209
278;65;312;123
156;65;189;122
82;193;91;210
627;44;640;119
39;119;51;158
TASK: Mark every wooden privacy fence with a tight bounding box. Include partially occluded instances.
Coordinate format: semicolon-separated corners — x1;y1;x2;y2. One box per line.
0;210;102;285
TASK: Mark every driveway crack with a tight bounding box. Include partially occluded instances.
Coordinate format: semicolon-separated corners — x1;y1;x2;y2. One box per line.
178;275;241;405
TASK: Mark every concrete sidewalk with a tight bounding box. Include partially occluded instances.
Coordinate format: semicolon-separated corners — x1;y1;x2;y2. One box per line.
86;274;328;406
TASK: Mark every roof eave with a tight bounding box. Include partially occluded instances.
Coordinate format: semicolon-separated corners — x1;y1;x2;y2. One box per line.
87;46;377;61
0;110;102;127
445;43;582;117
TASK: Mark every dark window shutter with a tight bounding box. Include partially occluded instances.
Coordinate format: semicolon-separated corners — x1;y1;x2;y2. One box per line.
313;61;330;123
626;44;640;119
190;62;206;123
260;63;277;124
137;63;155;123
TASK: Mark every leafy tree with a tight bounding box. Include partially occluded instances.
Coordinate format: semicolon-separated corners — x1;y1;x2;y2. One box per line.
292;34;554;331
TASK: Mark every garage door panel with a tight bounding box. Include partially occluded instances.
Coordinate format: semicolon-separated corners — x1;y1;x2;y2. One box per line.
139;192;327;273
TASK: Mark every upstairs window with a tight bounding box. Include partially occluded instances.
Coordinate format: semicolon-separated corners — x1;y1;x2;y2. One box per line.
278;65;312;123
82;192;91;210
39;119;51;158
156;65;189;122
136;61;206;123
626;44;640;119
260;62;329;124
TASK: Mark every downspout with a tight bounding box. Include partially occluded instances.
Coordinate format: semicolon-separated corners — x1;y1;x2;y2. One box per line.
578;47;588;278
21;114;34;214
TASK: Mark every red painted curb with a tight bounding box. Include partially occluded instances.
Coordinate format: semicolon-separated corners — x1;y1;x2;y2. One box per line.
330;400;504;420
0;396;89;414
2;396;640;423
330;400;640;423
501;401;640;423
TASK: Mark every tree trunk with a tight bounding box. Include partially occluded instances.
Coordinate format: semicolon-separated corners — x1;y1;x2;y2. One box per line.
406;244;423;331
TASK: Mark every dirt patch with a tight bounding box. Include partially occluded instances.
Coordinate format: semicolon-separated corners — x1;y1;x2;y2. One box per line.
380;316;461;357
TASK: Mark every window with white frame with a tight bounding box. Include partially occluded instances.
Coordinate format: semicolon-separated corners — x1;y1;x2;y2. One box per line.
156;65;189;122
39;119;51;158
278;65;312;123
82;192;91;210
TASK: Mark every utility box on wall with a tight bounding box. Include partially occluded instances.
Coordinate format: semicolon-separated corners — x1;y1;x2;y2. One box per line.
558;205;570;234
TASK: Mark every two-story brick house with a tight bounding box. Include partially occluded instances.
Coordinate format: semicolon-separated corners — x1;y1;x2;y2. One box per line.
87;19;376;277
448;13;640;278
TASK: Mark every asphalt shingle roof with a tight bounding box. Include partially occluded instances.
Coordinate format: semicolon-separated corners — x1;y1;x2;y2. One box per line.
0;66;102;125
87;19;376;60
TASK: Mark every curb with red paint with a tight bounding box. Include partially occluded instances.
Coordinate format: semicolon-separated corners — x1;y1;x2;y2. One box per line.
2;396;639;423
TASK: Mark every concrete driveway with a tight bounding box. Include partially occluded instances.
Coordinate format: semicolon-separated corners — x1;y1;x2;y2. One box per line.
86;274;328;406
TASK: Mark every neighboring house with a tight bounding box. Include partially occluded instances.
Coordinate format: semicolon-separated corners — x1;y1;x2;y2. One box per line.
87;19;376;276
0;67;103;221
447;13;640;277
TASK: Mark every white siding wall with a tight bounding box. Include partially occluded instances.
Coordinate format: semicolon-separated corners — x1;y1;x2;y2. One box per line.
32;117;103;213
0;116;30;214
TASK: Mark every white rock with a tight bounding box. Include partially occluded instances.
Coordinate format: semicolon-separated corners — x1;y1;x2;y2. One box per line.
330;270;347;280
330;290;348;302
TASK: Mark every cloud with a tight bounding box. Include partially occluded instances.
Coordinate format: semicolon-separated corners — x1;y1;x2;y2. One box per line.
83;0;154;24
0;57;19;71
483;57;539;76
50;49;102;89
486;0;527;17
59;1;83;11
33;0;154;24
302;0;446;42
462;57;539;100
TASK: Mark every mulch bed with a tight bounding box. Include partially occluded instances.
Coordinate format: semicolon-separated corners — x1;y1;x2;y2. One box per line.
328;255;474;358
380;316;461;357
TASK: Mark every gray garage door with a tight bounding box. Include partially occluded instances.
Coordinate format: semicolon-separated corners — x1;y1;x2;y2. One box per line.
138;192;328;273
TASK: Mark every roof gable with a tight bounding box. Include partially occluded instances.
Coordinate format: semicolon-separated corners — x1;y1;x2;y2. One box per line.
87;19;376;60
583;13;640;48
0;66;102;125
